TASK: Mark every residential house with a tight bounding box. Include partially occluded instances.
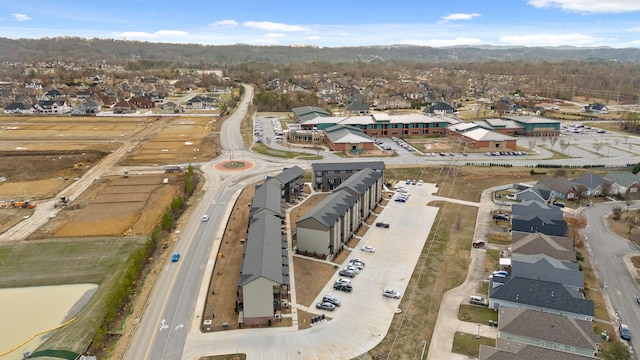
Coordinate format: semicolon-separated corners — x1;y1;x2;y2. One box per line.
160;101;184;114
71;100;101;115
511;253;583;291
480;339;597;360
604;171;640;195
511;200;568;237
537;176;578;201
489;277;595;321
3;102;32;114
345;101;370;116
333;167;384;221
34;99;71;114
76;90;92;99
311;161;385;192
43;89;64;99
268;166;305;203
511;231;576;262
513;184;551;203
129;96;155;109
571;173;610;197
582;103;608;114
112;100;135;114
497;308;600;357
423;101;457;116
376;94;410;110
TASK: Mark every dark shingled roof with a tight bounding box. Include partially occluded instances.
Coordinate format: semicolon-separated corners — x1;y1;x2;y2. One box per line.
311;161;385;172
272;166;304;185
297;191;357;228
238;212;286;286
490;277;594;317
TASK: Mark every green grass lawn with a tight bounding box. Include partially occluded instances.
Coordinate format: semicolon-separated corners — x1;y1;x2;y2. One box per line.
458;304;498;324
452;332;495;357
484;249;500;273
0;237;146;354
251;143;322;159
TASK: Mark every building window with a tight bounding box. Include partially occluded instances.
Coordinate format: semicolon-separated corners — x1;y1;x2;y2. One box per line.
328;178;335;184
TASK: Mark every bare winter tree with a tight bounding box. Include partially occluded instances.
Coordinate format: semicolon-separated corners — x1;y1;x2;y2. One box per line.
565;209;587;247
559;139;570;154
601;181;612;197
550;136;559;148
527;139;537;155
592;141;603;154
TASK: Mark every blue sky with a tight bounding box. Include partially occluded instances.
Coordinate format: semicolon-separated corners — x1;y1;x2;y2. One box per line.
1;0;640;47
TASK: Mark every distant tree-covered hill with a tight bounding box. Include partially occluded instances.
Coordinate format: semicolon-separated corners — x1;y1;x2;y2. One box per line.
1;37;640;65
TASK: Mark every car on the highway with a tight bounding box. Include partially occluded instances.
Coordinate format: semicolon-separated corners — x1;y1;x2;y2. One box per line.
620;323;631;340
333;283;353;292
339;269;356;278
316;302;336;311
362;246;376;253
202;214;209;222
383;289;401;299
376;221;390;228
171;252;180;262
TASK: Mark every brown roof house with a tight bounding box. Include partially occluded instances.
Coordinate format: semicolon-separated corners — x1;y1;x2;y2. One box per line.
511;231;575;262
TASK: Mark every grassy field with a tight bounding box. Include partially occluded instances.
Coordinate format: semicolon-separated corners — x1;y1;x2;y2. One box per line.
458;304;498;324
452;332;495;357
0;237;146;354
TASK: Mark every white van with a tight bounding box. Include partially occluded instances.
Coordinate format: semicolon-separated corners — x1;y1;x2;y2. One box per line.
469;295;488;307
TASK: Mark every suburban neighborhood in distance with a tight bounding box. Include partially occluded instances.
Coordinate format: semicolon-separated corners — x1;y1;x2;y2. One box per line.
3;4;640;358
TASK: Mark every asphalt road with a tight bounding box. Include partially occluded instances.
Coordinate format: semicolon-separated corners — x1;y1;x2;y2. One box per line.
583;203;640;357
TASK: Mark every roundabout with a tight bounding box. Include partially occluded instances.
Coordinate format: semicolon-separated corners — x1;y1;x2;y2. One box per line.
213;160;255;172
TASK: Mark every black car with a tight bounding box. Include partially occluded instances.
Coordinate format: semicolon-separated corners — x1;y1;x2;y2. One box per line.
333;283;353;292
492;213;509;221
375;221;390;228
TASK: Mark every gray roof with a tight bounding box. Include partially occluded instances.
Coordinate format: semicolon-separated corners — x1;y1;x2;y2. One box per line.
239;212;286;286
346;101;370;112
292;106;330;118
334;168;381;196
311;161;385;172
511;253;583;289
503;115;561;125
297;191;357;228
604;171;640;187
490;277;594;317
511;231;576;262
250;180;282;217
572;173;608;190
480;339;597;360
511;200;567;236
272;166;304;185
538;176;576;194
499;308;599;351
324;124;373;144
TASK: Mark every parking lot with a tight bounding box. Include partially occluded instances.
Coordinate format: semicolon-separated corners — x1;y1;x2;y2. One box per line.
309;182;440;331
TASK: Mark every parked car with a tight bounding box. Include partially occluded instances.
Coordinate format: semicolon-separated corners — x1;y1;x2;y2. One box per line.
339;269;356;278
492;270;509;278
417;180;424;186
472;240;485;248
383;289;401;299
362;246;376;253
469;295;489;306
405;179;411;185
349;260;365;269
171;252;180;262
412;180;417;185
620;323;631;340
202;214;210;222
333;283;353;292
376;221;390;228
345;265;360;274
395;197;407;203
492;213;509;221
322;295;341;306
316;302;336;311
335;278;352;285
552;201;566;208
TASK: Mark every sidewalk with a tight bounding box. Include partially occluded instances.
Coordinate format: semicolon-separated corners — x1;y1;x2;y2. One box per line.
427;187;501;360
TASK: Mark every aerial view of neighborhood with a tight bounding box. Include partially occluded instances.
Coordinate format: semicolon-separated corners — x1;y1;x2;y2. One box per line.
2;2;640;360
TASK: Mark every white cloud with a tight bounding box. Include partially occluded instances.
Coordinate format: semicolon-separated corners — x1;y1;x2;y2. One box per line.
500;33;598;46
528;0;640;13
402;37;484;47
210;20;238;27
264;33;284;38
117;30;189;39
243;21;310;32
12;14;32;21
307;35;321;40
441;13;480;22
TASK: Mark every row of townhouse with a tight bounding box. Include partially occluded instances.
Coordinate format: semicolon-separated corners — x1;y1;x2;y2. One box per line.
481;194;600;358
237;166;304;327
296;162;385;258
512;171;640;203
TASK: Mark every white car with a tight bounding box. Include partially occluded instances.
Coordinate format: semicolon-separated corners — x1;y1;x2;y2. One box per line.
417;180;424;186
335;278;352;285
202;214;209;222
383;289;401;299
362;246;376;253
